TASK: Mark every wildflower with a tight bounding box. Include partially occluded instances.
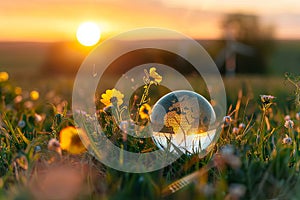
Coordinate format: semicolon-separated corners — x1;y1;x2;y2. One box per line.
15;86;22;95
222;116;232;128
59;126;86;154
284;115;291;121
282;134;292;145
149;67;162;84
260;95;275;105
100;88;124;107
34;145;42;153
34;113;43;123
238;123;245;130
139;103;151;119
14;95;23;103
144;67;162;85
296;112;300;120
232;127;239;134
30;90;39;101
18;120;26;128
0;72;9;82
284;119;294;129
48;138;62;155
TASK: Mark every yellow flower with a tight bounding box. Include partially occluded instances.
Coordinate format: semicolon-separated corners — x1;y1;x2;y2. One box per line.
15;86;22;95
149;67;162;85
139;103;151;119
30;90;39;101
59;126;87;154
100;88;124;107
0;72;9;82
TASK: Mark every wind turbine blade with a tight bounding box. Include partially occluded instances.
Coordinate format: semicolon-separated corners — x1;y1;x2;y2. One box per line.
231;42;254;55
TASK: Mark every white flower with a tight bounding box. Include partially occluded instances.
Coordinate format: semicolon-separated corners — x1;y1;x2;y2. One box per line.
48;138;62;155
260;95;275;104
222;116;232;128
232;127;239;134
282;134;292;145
284;120;294;129
284;115;291;121
238;123;246;130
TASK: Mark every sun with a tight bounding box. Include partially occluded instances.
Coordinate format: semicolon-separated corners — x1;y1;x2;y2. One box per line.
76;22;101;46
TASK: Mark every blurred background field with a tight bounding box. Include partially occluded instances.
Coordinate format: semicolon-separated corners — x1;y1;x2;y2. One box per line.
0;39;299;107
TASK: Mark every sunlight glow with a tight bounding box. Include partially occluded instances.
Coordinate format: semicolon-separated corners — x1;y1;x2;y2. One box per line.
76;22;101;46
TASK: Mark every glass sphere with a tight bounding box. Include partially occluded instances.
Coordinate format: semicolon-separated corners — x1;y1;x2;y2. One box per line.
150;90;217;155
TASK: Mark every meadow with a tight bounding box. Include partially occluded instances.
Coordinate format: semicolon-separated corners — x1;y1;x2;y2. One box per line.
1;39;300;199
0;65;300;200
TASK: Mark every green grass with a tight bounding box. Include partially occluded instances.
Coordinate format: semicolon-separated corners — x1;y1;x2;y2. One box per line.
0;71;300;199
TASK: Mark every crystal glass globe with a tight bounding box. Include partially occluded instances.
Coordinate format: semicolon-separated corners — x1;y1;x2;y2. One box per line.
150;90;217;155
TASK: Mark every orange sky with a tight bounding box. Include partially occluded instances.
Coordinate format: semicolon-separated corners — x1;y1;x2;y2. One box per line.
0;0;299;42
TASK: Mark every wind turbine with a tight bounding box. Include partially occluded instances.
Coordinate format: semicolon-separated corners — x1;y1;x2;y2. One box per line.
215;25;254;76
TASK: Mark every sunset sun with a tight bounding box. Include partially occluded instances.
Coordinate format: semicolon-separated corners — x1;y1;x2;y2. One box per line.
76;22;101;46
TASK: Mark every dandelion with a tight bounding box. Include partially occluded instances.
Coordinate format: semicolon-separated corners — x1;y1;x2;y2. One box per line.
149;67;162;84
0;72;9;82
48;138;62;155
139;103;151;119
30;90;39;101
282;134;292;145
100;88;124;107
59;126;86;155
284;119;294;129
14;86;22;95
144;67;162;85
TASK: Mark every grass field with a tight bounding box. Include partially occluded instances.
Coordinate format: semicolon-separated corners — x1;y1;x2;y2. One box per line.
0;40;300;199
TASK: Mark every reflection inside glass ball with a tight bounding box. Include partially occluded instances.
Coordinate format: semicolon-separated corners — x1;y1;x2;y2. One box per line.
150;90;217;155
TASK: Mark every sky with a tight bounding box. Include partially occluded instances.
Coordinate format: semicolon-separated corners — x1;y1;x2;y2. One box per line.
0;0;299;42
